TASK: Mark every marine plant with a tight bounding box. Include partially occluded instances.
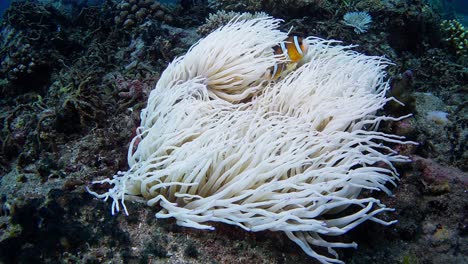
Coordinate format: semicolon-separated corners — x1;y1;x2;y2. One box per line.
89;16;413;263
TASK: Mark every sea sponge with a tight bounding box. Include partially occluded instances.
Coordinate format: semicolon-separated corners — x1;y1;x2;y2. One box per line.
89;16;413;263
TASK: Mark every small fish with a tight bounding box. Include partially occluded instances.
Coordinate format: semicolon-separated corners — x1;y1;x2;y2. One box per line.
270;60;286;80
269;36;308;79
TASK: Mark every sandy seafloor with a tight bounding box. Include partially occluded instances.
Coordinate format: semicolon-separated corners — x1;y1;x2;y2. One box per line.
0;0;467;263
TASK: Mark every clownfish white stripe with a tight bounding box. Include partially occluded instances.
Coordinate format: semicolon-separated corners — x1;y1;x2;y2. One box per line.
271;64;279;78
268;35;308;80
293;36;303;56
280;42;289;60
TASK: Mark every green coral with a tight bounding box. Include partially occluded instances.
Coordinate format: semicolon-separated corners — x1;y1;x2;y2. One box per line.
441;19;468;56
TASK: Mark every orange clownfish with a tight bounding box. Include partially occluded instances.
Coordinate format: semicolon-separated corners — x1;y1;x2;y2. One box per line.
269;36;308;80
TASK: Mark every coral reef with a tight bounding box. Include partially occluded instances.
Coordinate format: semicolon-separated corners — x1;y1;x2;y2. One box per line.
0;1;67;94
411;92;466;170
197;10;268;35
440;19;468;56
207;0;330;16
207;0;262;12
113;0;175;29
0;43;37;82
0;0;466;263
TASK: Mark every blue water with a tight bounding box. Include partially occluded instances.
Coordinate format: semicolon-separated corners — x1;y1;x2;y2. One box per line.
453;0;468;13
0;0;12;21
453;0;468;26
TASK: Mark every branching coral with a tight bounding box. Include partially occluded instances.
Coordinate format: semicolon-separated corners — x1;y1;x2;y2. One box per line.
440;19;468;56
89;16;413;263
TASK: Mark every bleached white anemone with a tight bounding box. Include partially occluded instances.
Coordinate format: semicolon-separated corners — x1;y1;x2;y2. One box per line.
89;16;413;264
